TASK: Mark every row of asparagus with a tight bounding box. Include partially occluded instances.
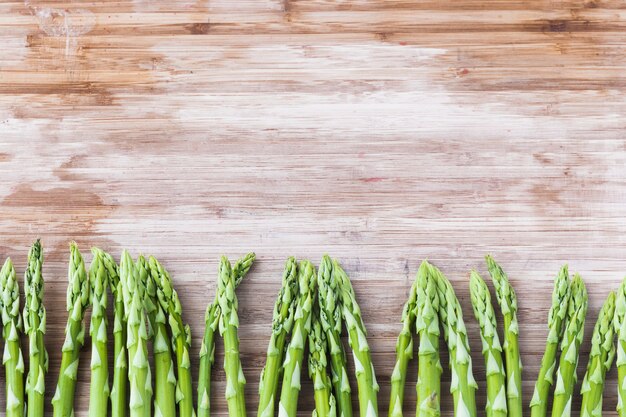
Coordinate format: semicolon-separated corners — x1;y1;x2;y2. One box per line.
389;255;624;417
0;240;624;417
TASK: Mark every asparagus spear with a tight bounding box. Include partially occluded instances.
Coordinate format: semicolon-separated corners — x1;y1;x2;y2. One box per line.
198;253;255;417
415;261;442;417
143;255;176;417
257;257;298;417
388;275;417;417
217;255;247;417
616;276;626;417
149;256;194;417
101;249;128;417
580;291;615;417
469;270;506;417
0;258;24;417
333;260;379;417
309;308;337;417
23;240;48;417
529;266;571;417
431;264;477;417
52;242;90;417
278;260;317;417
550;274;587;417
486;256;522;417
318;255;353;417
88;249;110;417
120;251;152;417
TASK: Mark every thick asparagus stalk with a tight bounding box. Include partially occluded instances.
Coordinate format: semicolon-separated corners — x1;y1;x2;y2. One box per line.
388;275;417;417
432;264;477;417
309;309;337;417
120;251;152;417
52;242;90;417
333;260;379;417
102;249;128;417
469;270;506;417
415;261;442;417
529;265;571;417
0;258;25;417
198;253;255;417
550;274;587;417
278;260;317;417
142;255;176;417
149;256;194;417
217;256;247;417
486;256;522;417
23;240;48;417
616;276;626;416
318;255;353;417
257;257;298;417
88;249;110;417
580;291;615;417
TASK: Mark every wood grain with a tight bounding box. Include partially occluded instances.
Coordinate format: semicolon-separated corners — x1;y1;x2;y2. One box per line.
1;0;625;415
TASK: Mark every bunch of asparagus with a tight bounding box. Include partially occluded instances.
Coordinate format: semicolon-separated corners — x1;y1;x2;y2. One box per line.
255;255;378;417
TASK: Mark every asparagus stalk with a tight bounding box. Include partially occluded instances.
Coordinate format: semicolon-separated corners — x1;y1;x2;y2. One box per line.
415;261;442;417
388;275;417;417
278;260;317;417
615;276;626;417
198;253;255;417
23;240;47;417
309;308;337;417
580;291;615;417
529;266;571;417
88;249;110;417
469;270;506;417
333;260;379;417
149;256;194;417
102;249;128;417
318;255;352;417
550;274;587;417
257;257;298;417
52;242;90;417
120;251;152;417
142;255;176;417
485;256;522;417
217;255;247;417
0;258;25;417
431;264;477;417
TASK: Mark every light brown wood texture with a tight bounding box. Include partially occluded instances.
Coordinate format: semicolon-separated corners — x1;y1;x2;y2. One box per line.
1;0;625;415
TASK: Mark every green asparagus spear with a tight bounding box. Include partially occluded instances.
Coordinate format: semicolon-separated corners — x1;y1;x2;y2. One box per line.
388;275;417;417
198;253;255;417
415;262;441;417
217;256;247;417
580;291;615;417
486;256;522;417
0;258;24;417
432;264;477;417
257;257;298;417
318;256;353;417
551;274;587;417
309;308;337;417
120;251;152;417
88;249;110;417
469;270;506;417
278;260;316;417
149;256;194;417
615;276;626;416
142;255;176;417
101;249;127;417
333;260;379;417
529;265;571;417
52;242;90;417
23;240;47;417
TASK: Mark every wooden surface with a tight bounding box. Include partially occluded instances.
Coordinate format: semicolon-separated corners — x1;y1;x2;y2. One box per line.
1;0;626;415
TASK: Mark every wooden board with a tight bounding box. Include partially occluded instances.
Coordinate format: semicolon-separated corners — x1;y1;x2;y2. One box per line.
1;0;626;415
